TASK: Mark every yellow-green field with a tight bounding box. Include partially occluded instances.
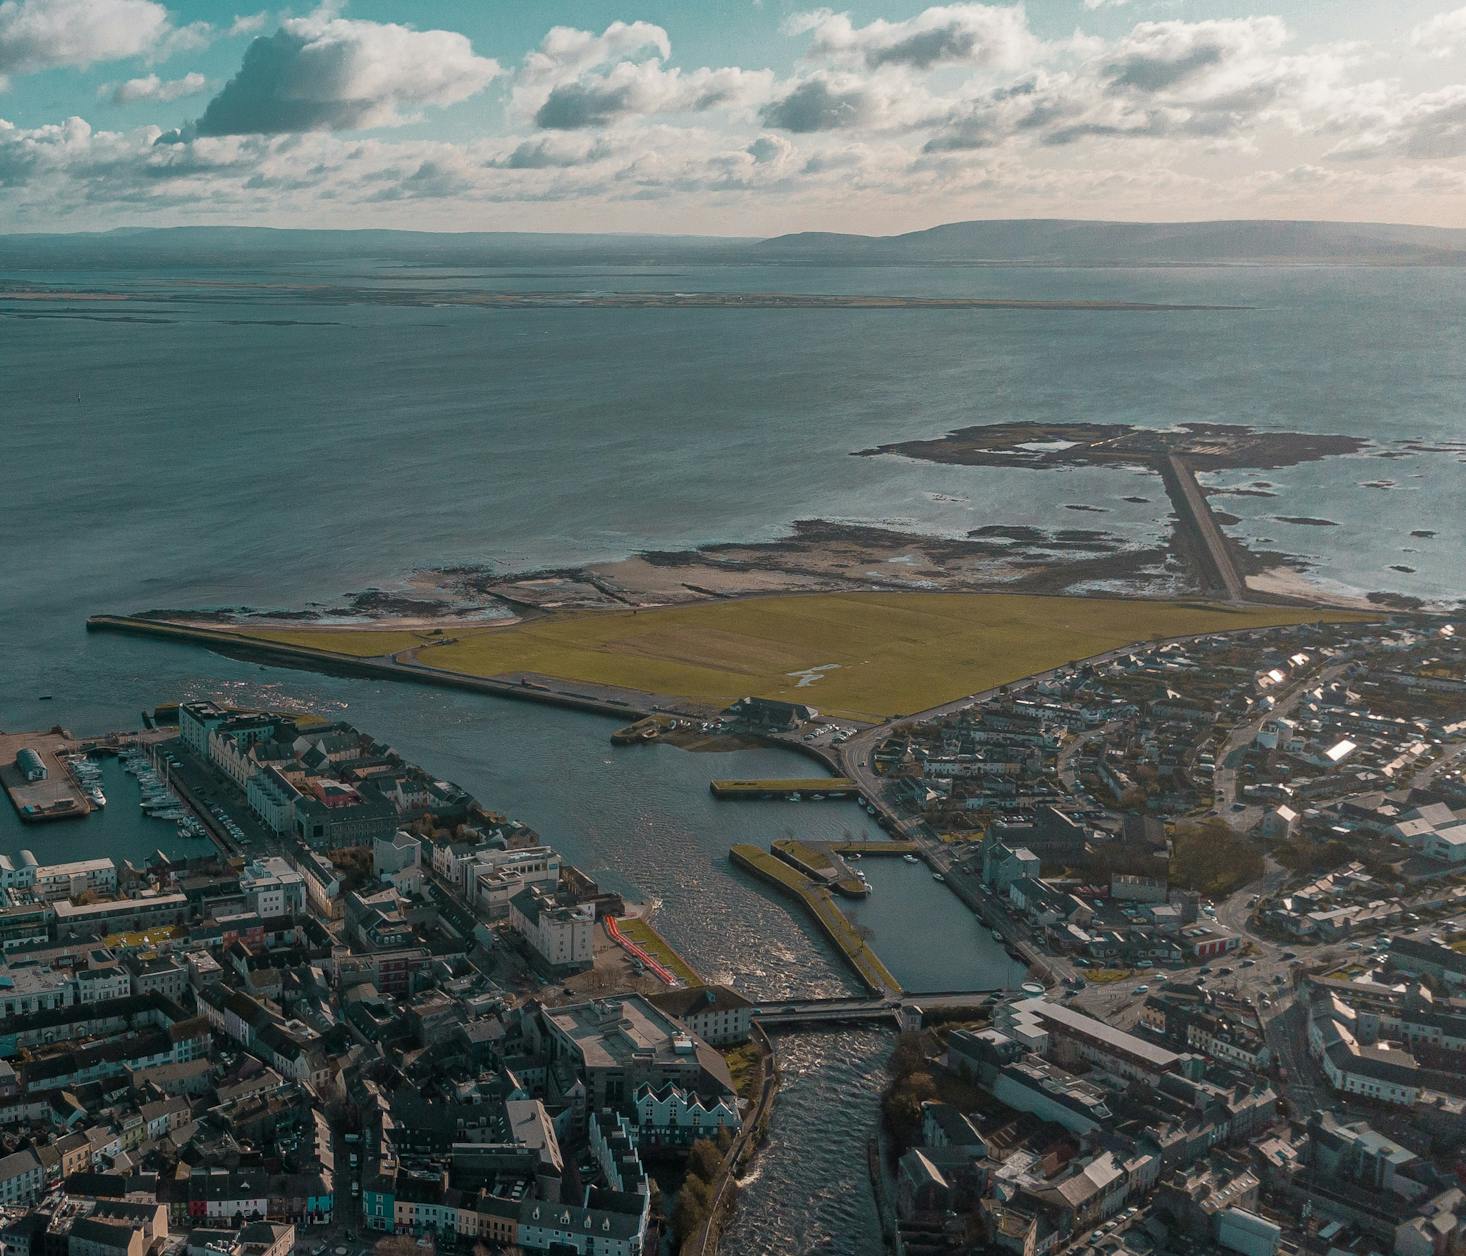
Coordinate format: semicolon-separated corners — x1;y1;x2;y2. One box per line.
235;592;1366;722
616;917;701;985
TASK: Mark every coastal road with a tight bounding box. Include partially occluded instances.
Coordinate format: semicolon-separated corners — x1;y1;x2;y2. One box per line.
1160;454;1246;601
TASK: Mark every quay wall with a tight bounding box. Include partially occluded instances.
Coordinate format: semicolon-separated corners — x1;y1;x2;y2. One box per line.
729;844;900;996
86;615;645;720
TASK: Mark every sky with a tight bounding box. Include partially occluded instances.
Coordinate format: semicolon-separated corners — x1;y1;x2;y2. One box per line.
2;0;1466;236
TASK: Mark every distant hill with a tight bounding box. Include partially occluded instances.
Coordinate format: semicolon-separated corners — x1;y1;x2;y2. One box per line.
753;218;1466;265
0;225;750;269
3;218;1463;269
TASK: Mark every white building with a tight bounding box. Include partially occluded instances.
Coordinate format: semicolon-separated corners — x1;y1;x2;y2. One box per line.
239;857;306;918
247;768;301;836
633;1082;740;1144
373;832;424;894
649;985;754;1046
464;846;562;918
31;858;119;902
510;886;593;974
0;854;116;900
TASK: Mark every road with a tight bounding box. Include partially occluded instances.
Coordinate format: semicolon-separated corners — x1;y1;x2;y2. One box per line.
1160;454;1246;601
1208;660;1348;823
1408;736;1466;789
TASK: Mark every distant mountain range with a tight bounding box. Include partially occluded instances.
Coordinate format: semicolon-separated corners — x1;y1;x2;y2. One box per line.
2;218;1464;268
752;218;1466;265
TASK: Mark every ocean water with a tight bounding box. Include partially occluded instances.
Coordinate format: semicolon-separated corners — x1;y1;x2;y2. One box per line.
4;255;1465;1254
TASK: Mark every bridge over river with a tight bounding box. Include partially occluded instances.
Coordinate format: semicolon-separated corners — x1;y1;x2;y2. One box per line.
750;989;1024;1029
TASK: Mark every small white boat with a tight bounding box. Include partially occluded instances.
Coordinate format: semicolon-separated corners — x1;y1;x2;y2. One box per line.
902;854;918;864
789;792;802;802
932;873;945;883
87;789;107;808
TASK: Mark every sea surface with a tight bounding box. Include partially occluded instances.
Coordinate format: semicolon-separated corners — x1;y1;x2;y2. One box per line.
4;255;1466;1254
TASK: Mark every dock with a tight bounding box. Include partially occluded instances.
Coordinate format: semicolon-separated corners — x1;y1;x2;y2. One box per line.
771;838;869;897
0;731;91;823
709;777;859;800
730;843;901;996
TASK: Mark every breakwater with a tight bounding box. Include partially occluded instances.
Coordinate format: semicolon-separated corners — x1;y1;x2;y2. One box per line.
730;844;902;995
86;615;647;719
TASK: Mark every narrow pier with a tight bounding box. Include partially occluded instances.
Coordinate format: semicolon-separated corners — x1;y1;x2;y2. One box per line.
730;843;901;996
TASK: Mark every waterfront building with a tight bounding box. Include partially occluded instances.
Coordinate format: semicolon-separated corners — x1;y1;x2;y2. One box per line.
178;702;232;756
996;995;1181;1082
533;994;736;1118
15;750;46;783
723;696;816;731
0;855;116;900
509;886;593;976
649;984;754;1045
246;768;300;836
632;1082;739;1146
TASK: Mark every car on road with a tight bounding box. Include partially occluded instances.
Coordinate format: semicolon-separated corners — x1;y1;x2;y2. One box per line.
1281;951;1296;960
1272;974;1287;984
1239;959;1256;968
1132;984;1149;994
1198;965;1212;974
1231;803;1246;811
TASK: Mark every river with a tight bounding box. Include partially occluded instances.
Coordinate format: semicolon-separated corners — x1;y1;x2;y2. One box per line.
0;629;1027;1253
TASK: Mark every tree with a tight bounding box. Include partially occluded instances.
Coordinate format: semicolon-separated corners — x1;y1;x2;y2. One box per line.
882;1070;938;1148
673;1172;712;1242
1170;818;1263;896
687;1137;723;1183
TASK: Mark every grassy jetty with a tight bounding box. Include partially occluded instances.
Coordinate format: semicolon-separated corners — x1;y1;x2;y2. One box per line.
730;844;901;995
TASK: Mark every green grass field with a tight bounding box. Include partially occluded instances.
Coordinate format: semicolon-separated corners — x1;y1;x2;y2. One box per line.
237;591;1366;722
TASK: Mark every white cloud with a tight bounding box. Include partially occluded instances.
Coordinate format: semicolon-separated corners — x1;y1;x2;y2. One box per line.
519;21;670;91
789;4;1037;71
191;13;499;135
515;21;772;130
229;13;270;38
109;71;207;105
1410;6;1466;57
0;0;170;77
1329;84;1466;160
3;5;1466;231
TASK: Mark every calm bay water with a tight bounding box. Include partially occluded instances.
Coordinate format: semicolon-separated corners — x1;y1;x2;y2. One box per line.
4;256;1466;1254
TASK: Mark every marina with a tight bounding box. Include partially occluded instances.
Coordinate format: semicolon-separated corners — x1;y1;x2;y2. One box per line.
0;735;200;866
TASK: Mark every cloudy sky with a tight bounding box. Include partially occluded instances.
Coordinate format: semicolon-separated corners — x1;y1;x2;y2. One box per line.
3;0;1465;235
